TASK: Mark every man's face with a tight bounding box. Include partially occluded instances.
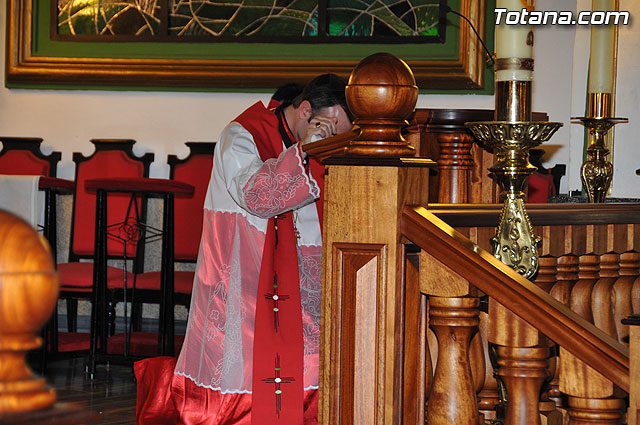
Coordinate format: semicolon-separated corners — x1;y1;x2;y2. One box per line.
313;105;353;135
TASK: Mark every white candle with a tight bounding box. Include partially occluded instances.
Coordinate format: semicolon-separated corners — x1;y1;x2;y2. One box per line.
588;0;617;93
495;0;535;81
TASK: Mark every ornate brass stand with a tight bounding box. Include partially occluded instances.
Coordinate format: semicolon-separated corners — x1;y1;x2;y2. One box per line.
466;121;562;279
572;115;627;203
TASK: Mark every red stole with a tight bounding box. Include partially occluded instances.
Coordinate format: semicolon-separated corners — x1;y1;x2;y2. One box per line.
234;102;324;424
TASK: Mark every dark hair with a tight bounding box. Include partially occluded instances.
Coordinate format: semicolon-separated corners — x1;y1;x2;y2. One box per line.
292;73;352;121
271;83;304;105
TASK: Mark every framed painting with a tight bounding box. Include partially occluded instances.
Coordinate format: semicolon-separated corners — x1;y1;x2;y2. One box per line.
6;0;494;91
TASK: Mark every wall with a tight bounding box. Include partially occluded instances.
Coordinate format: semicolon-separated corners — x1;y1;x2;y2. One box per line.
1;0;638;197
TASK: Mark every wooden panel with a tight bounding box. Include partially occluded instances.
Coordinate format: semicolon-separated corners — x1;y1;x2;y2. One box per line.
320;165;431;425
332;244;384;425
402;253;429;425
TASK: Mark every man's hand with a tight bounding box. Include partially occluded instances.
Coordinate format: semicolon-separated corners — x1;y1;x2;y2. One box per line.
301;115;338;144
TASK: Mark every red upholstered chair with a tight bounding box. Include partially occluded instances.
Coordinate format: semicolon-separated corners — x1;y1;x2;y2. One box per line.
0;137;60;177
0;137;62;247
0;137;62;370
56;139;153;360
133;142;215;356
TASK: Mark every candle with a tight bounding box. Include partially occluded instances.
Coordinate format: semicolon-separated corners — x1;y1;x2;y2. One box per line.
495;0;535;81
588;0;617;94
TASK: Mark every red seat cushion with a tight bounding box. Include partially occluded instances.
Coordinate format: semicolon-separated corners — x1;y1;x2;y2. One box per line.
58;262;135;290
135;271;194;294
54;332;91;352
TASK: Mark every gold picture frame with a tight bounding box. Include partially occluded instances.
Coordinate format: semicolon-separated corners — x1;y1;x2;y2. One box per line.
6;0;491;90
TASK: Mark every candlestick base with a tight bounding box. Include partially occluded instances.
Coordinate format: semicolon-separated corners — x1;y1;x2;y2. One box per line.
572;116;628;203
466;121;562;279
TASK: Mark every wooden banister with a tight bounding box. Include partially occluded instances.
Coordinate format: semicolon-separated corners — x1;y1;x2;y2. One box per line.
399;206;630;393
426;203;640;227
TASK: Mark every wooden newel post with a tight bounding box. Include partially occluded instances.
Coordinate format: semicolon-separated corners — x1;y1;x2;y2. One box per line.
304;53;435;425
0;211;58;414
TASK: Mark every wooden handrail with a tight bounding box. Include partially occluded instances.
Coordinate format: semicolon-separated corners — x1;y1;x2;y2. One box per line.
400;206;630;392
426;203;640;227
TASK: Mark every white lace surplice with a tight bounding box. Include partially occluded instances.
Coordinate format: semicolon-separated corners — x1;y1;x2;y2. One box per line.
174;120;322;394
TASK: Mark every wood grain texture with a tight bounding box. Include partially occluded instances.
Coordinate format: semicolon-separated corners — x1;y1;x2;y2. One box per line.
319;165;430;425
559;347;616;398
401;254;428;425
420;250;473;297
0;211;58;414
591;254;620;339
566;396;625;424
613;252;639;345
400;207;629;393
629;326;640;425
426;297;480;425
496;346;550;425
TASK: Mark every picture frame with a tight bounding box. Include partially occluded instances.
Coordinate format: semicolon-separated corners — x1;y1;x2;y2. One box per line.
6;0;494;91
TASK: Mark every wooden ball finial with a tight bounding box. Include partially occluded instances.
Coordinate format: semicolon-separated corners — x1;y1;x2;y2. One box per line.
345;52;418;157
0;210;58;414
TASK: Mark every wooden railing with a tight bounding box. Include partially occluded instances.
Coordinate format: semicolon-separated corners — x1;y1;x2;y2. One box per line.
399;204;640;424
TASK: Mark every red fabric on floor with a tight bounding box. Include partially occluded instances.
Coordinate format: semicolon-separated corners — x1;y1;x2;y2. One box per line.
135;357;318;425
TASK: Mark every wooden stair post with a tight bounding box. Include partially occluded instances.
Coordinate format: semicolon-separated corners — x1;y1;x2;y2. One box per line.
304;53;435;425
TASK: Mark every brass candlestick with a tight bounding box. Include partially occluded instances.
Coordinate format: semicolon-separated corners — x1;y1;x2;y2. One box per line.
573;93;628;203
466;120;562;279
467;76;563;279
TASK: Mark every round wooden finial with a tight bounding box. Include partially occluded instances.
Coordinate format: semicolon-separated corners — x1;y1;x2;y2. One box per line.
0;210;58;414
345;52;418;157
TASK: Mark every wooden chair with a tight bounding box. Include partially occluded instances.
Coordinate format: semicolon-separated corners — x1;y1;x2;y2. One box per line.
132;142;215;356
0;137;62;371
55;139;153;364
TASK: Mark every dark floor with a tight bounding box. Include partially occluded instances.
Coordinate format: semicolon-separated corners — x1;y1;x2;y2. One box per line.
11;356;139;425
48;357;137;424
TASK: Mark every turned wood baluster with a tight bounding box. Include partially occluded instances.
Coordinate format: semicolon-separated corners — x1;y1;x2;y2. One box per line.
533;257;563;423
612;252;639;345
534;256;558;293
551;255;580;306
592;253;621;339
488;293;553;425
570;254;600;321
435;132;475;204
496;346;551;425
476;312;500;423
566;397;625;425
548;255;579;406
561;253;625;425
427;296;480;425
632;263;640;316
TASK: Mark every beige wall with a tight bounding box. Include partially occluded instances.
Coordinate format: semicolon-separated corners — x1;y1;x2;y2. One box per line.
0;0;638;198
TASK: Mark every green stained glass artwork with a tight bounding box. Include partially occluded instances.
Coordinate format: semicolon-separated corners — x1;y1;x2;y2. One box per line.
56;0;443;41
57;0;162;36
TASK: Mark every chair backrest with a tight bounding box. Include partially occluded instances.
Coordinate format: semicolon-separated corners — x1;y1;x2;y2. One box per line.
69;139;154;261
0;137;61;177
168;142;215;261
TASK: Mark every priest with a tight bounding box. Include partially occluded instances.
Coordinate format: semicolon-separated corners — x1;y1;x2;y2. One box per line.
135;73;353;425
